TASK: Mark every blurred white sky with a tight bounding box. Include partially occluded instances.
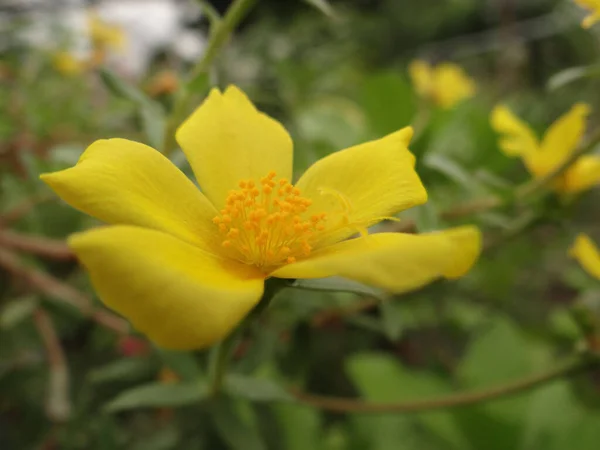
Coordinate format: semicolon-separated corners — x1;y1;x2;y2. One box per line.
5;0;207;77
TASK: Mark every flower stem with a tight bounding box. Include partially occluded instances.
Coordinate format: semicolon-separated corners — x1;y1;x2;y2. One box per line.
161;0;257;156
290;354;598;414
208;277;288;397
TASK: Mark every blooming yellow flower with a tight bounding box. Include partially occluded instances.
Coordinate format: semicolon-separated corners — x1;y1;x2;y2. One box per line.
574;0;600;28
41;86;481;350
491;103;600;194
409;60;476;109
570;234;600;279
89;13;125;52
52;52;87;77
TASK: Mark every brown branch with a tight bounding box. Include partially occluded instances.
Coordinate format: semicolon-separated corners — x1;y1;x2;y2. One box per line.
33;308;71;423
290;356;595;414
0;193;54;227
0;230;74;260
0;247;128;334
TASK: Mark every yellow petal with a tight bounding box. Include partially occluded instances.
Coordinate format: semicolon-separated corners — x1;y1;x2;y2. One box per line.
176;86;293;209
409;60;434;97
70;226;265;350
574;0;600;27
570;233;600;280
540;103;590;170
431;63;476;109
490;105;539;158
40;139;219;249
272;226;481;293
294;127;427;247
561;155;600;194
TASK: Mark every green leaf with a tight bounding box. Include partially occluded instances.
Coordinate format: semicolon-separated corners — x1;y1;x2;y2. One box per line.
302;0;337;19
0;296;38;329
520;381;585;450
156;349;203;381
99;68;165;148
225;374;293;403
347;353;468;449
360;72;416;137
273;404;323;450
88;357;156;384
290;276;387;301
104;380;208;412
378;300;404;341
424;153;484;192
211;398;267;450
99;68;150;105
547;64;600;91
454;317;551;450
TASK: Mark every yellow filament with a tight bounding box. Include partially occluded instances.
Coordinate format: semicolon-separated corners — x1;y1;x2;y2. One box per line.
212;172;327;270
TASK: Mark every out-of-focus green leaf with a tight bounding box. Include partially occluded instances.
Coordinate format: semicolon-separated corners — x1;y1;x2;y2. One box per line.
88;357;156;384
104;380;208;412
547;64;600;91
156;349;203;381
273;403;323;450
360;72;416;138
302;0;337;19
379;300;404;341
99;69;151;105
454;317;552;450
347;353;468;449
211;398;267;450
129;425;181;450
291;277;387;301
520;381;584;450
99;69;165;148
424;153;485;192
225;374;292;403
0;296;38;329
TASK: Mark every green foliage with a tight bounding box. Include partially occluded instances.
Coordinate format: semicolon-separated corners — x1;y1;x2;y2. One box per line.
2;0;600;449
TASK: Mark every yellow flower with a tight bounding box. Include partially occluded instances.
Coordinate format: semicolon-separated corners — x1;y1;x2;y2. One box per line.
491;103;600;194
41;86;482;350
52;52;87;77
88;13;125;51
409;60;476;109
574;0;600;28
570;234;600;279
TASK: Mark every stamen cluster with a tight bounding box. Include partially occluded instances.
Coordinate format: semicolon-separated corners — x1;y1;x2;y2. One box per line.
212;171;327;270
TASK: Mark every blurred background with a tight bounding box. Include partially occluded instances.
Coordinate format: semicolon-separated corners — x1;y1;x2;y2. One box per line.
1;0;600;449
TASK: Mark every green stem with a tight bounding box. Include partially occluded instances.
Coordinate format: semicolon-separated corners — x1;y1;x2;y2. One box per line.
161;0;257;156
208;277;287;397
291;355;597;414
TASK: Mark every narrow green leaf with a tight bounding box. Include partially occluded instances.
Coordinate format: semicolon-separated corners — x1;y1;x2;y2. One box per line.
424;153;480;191
302;0;337;19
99;68;165;148
0;296;38;329
225;374;293;403
88;357;155;384
99;69;149;105
104;380;208;412
291;276;387;301
547;64;600;91
156;349;203;381
211;398;267;450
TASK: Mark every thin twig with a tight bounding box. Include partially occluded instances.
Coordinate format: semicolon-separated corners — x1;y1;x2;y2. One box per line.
0;193;54;227
290;356;595;414
0;248;128;334
33;308;71;423
0;230;74;260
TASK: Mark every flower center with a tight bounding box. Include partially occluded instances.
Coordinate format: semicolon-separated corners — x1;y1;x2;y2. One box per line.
212;171;327;271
